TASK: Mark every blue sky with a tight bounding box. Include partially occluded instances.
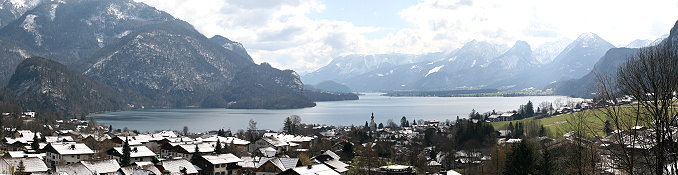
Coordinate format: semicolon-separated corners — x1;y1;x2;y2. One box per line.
307;0;414;39
138;0;678;73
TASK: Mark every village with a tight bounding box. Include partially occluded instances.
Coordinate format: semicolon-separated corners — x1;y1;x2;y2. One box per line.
0;94;669;175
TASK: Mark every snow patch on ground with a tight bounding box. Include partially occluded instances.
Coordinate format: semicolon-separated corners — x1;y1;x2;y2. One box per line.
22;14;42;46
116;30;131;38
48;4;58;21
107;4;128;20
96;34;104;48
425;65;444;77
12;48;30;58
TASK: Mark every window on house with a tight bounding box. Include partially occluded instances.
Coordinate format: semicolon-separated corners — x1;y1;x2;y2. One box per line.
77;155;80;159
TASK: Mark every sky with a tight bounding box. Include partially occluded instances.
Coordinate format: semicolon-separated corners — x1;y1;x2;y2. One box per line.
136;0;678;73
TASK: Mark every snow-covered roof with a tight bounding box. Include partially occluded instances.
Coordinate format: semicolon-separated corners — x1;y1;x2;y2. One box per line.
6;151;44;159
112;146;156;158
56;162;92;175
81;159;121;174
45;136;74;143
46;143;94;155
284;164;340;175
259;147;277;157
178;143;215;153
197;136;250;145
201;154;242;165
320;159;348;173
4;157;49;173
161;159;198;174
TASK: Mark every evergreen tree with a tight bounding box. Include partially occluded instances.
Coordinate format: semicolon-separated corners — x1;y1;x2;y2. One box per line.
215;139;223;154
378;123;384;129
504;141;535;175
400;116;409;127
412;120;417;126
191;144;201;164
225;129;232;137
604;120;613;136
121;138;131;166
283;117;293;134
14;160;25;175
108;125;113;133
538;146;553;175
341;142;354;161
364;121;369;129
30;134;39;151
526;101;535;117
507;122;515;138
539;125;547;137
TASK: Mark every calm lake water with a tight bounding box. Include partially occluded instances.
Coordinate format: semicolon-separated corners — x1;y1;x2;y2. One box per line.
91;93;580;132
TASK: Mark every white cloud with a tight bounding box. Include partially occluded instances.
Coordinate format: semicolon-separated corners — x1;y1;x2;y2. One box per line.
136;0;678;73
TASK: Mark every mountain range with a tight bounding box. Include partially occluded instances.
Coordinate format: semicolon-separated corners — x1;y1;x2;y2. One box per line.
553;21;678;97
0;0;356;114
304;31;669;94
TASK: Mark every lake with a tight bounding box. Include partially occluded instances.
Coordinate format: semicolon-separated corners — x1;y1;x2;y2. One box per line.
91;93;581;132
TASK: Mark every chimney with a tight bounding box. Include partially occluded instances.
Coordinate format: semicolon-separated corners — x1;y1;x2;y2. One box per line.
70;144;76;150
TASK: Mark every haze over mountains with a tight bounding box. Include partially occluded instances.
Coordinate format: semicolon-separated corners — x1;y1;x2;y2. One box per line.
303;32;667;93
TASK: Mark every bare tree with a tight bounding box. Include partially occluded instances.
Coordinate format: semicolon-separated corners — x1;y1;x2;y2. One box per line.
591;42;678;175
615;42;678;175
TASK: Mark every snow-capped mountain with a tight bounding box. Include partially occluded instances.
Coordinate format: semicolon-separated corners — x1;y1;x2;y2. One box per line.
302;53;445;85
625;34;668;48
0;0;42;27
0;0;320;110
321;33;615;92
340;40;510;91
544;32;615;81
210;35;253;62
533;38;573;64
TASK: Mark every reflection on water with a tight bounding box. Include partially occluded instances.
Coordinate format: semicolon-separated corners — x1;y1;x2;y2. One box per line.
91;93;581;132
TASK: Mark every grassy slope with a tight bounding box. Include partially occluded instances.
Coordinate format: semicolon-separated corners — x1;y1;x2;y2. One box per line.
490;107;639;138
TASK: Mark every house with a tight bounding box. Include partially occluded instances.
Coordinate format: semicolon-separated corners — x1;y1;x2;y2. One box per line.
248;137;288;153
81;159;121;175
45;136;75;143
194;153;243;175
56;162;95;175
499;113;516;121
279;164;341;175
108;146;157;164
197;136;250;153
4;130;41;151
118;164;162;175
487;114;502;122
254;157;301;175
43;142;95;166
372;165;415;175
22;112;36;118
160;143;215;160
110;136;144;147
158;159;199;175
0;157;49;174
312;150;348;173
3;151;44;159
258;147;277;157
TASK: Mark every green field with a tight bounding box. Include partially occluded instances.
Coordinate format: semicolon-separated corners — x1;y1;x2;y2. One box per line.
490;107;641;138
